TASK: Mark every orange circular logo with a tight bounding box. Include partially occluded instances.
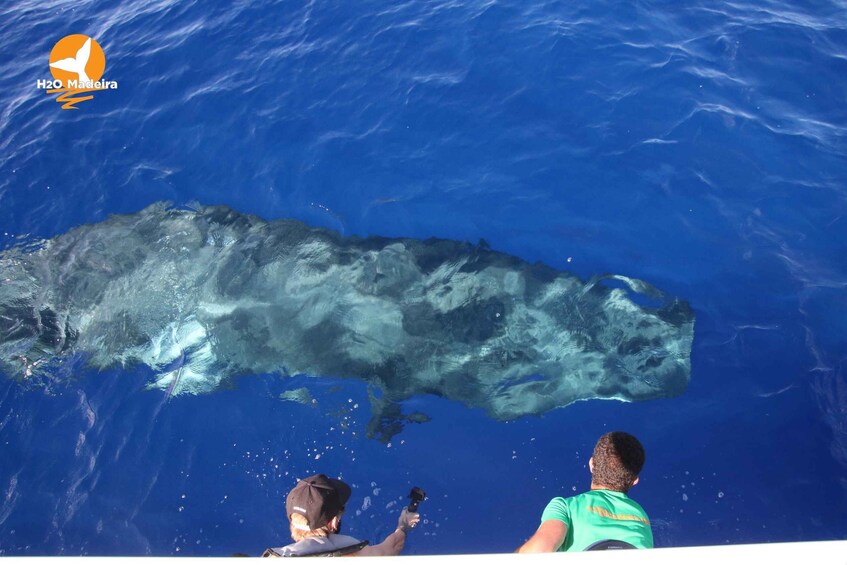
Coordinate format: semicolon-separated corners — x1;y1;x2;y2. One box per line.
49;34;106;85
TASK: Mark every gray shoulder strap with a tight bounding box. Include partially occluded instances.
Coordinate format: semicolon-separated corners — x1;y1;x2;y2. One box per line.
263;535;369;557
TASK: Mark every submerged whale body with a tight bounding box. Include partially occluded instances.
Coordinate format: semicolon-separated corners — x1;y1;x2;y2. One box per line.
0;203;694;439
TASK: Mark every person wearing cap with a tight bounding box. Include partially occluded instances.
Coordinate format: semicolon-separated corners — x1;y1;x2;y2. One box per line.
263;474;420;557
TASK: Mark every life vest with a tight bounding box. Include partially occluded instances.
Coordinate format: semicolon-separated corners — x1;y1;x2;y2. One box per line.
263;534;369;557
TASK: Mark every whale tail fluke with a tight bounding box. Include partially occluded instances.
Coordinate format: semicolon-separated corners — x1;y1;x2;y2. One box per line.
49;38;92;84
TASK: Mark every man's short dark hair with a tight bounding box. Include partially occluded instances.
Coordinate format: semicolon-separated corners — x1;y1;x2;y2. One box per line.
591;432;645;493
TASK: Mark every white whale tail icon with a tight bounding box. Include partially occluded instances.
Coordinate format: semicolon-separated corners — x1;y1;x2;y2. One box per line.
50;37;92;84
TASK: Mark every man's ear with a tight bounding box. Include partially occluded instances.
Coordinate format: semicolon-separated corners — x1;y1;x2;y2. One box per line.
589;457;594;473
328;515;341;532
632;476;639;487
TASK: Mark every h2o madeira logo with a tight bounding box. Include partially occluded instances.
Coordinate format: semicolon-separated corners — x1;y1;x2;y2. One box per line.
37;34;118;110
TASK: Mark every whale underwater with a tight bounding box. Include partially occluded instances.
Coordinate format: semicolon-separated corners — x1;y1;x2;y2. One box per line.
0;203;694;440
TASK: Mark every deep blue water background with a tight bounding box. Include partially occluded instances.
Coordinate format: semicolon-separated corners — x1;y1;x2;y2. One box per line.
1;0;846;555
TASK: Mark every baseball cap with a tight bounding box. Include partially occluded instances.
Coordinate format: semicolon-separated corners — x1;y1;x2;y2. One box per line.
286;474;352;530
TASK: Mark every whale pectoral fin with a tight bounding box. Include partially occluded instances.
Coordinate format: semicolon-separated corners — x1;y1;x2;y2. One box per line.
365;387;399;443
365;389;431;443
366;410;405;444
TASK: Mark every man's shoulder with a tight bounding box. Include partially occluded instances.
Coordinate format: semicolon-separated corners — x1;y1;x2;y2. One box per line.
569;490;648;513
327;534;363;546
273;534;364;557
547;490;592;503
556;490;599;504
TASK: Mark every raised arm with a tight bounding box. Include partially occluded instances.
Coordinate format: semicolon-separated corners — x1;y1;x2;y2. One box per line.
351;508;420;557
516;519;567;553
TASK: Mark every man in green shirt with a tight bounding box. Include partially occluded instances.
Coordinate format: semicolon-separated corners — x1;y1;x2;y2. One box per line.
517;432;653;552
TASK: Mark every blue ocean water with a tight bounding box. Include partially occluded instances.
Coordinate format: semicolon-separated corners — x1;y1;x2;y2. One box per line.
1;0;846;556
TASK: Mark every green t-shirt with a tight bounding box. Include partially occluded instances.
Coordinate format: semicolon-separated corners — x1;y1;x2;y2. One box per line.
540;489;653;551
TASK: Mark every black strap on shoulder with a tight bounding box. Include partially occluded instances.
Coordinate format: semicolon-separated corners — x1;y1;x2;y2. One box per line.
584;539;637;551
261;540;370;558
